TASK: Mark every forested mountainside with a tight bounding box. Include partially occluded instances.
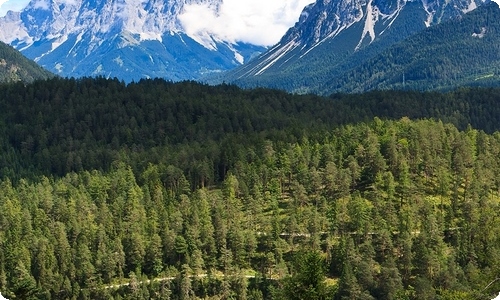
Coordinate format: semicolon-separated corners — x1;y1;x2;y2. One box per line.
324;2;500;93
0;78;499;299
0;41;54;83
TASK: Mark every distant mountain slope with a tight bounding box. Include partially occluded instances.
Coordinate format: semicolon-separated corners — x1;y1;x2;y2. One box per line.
0;0;265;82
327;2;500;93
222;0;490;94
0;40;53;83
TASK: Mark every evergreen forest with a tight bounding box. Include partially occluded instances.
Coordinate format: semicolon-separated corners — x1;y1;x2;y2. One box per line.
0;41;54;84
0;77;499;299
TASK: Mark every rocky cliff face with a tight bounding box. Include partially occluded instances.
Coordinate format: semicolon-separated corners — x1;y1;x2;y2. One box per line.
288;0;480;48
0;0;264;82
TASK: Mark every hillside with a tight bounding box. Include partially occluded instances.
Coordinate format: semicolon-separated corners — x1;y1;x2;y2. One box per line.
0;78;499;299
0;41;53;83
326;2;500;93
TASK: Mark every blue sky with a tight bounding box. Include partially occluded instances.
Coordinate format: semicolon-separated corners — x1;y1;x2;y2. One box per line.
0;0;30;16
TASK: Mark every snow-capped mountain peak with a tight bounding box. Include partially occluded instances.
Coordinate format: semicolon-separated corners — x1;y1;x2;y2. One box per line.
0;0;262;81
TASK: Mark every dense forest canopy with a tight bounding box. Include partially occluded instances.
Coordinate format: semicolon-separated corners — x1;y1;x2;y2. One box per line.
0;78;499;299
1;77;500;181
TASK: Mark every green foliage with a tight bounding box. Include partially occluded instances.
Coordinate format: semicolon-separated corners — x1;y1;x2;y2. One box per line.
0;41;54;84
1;78;500;182
281;251;330;300
0;77;499;299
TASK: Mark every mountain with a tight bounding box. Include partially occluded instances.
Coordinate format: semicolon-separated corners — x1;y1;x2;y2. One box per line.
329;2;500;92
0;40;53;83
223;0;491;94
0;0;265;82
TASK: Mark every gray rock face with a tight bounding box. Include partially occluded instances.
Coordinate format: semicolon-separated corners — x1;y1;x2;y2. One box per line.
0;0;264;82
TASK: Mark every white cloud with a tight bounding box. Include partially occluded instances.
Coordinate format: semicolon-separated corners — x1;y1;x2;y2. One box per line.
179;0;315;46
0;0;30;17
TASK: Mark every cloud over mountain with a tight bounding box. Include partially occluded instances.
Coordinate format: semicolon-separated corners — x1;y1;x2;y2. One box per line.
179;0;315;46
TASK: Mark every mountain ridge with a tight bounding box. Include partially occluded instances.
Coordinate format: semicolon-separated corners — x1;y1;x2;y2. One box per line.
325;2;500;93
222;0;492;94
